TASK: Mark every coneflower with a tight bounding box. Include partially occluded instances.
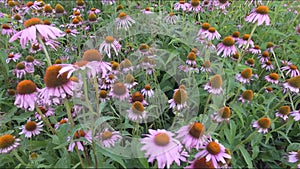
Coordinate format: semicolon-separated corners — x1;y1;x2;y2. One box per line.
204;74;223;95
14;80;39;111
283;76;300;93
252;117;271;133
275;106;290;121
245;5;270;26
238;90;254;104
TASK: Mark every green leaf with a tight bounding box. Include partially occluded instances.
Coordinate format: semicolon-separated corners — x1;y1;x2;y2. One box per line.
239;146;253;168
55;150;71;168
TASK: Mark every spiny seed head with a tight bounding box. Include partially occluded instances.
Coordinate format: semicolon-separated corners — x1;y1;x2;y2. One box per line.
241;68;252;79
43;20;51;25
55;59;62;64
112;82;127;96
121;59;132;69
269;73;279;80
254;45;260;49
88;13;97;21
208;27;216;33
173;88;187;104
139;44;150;51
266;42;274;48
25;55;34;62
179;0;185;4
16;80;37;94
119;12;127;18
75;16;83;22
8;1;15;7
72;18;79;24
0;134;15;149
207;142;221;155
145;84;151;90
242;90;253;101
16;62;25;70
287;76;300;88
111;62;120;70
169;12;175;16
242;34;250;40
82;49;102;61
74;130;86;138
26;1;34;7
125;74;135;84
44;65;69;88
132;91;144;102
219;106;231;118
154;133;169;146
219;0;228;4
256;6;269;14
2;24;10;29
222;36;235;46
105;36;114;43
247;58;255;64
210;74;222;89
132;101;145;115
201;22;210;30
7;89;16;96
193;157;214;169
278;106;290;115
266;60;272;65
187;52;196;61
232;52;240;60
44;4;53;13
116;5;123;11
290;65;298;70
74;11;80;16
7;53;14;58
24;18;42;28
262;51;270;58
145;7;150;11
257;117;271;129
55;4;65;13
14;14;21;21
25;121;37;131
189;122;205;138
203;60;211;68
76;0;85;6
101;131;112;140
266;87;273;92
232;31;240;38
99;90;107;99
191;0;200;7
59;118;67;124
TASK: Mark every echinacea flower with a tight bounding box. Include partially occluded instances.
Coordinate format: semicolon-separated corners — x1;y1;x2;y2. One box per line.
235;68;255;84
124;73;138;89
204;74;223;95
120;58;134;73
238;90;254;104
99;90;110;102
176;122;208;150
110;82;130;100
141;7;154;14
68;130;92;152
258;51;270;63
131;91;148;106
252;117;271;133
245;58;255;67
200;60;212;73
174;0;189;11
141;84;154;98
9;17;65;48
265;86;273;93
65;28;79;37
39;65;74;105
214;0;230;10
115;12;135;30
54;4;67;16
6;52;21;64
237;34;254;49
245;5;270;26
197;22;210;37
19;118;43;138
1;24;17;36
288;150;300;168
248;45;261;54
275;106;290;121
14;80;39;111
0;134;21;154
88;7;101;14
23;55;43;73
281;64;300;77
13;62;27;79
290;109;300;121
231;31;240;42
195;137;231;168
127;101;147;122
34;106;55;120
265;73;279;84
141;129;189;169
185;157;214;169
96;129;122;148
87;12;98;23
164;12;178;24
203;27;221;41
211;106;231;123
168;85;188;111
217;36;237;57
99;36;121;59
188;0;204;13
283;76;300;93
186;52;197;66
55;118;68;129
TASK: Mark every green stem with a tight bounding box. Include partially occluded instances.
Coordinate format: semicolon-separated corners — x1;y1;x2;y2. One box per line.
37;35;52;66
170;111;178;130
64;101;75;127
12;150;27;167
203;94;212;114
36;106;56;134
232;131;257;152
229;83;242;105
75;147;85;168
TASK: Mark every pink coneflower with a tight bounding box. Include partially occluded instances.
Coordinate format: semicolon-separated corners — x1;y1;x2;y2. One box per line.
252;117;271;133
237;34;254;49
290;109;300;121
110;82;130;100
101;0;116;5
203;27;221;41
288;150;300;168
43;4;54;17
19;118;43;138
174;0;189;11
141;7;154;14
195;137;231;168
186;52;197;66
14;80;39;111
88;7;101;14
211;106;231;123
23;55;43;73
217;36;237;57
141;129;189;169
96;128;122;148
283;76;300;93
99;36;121;59
275;106;290;121
99;90;110;102
200;60;212;73
265;86;274;93
231;31;240;42
55;118;69;129
204;74;223;95
130;91;148;106
1;24;16;36
54;4;67;16
59;60;96;79
261;60;275;71
137;44;154;57
34;106;55;120
164;12;178;24
39;65;74;105
235;68;254;84
197;22;210;37
214;0;230;10
176;122;207;150
245;58;255;67
87;12;98;23
127;101;147;122
258;51;270;63
231;52;240;61
238;90;254;104
6;52;21;64
23;1;42;13
9;17;65;48
245;6;270;26
281;64;300;77
68;130;92;152
120;58;134;73
104;74;118;84
264;73;279;84
185;157;214;169
65;28;79;37
168;85;188;111
188;0;204;13
0;134;21;154
30;42;42;53
179;65;200;73
141;84;154;98
13;62;27;79
75;0;85;9
248;45;261;54
124;73;138;89
115;12;135;30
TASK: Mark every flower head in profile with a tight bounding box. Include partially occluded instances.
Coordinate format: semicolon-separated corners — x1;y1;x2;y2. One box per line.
96;128;122;148
275;106;290;121
174;0;189;11
237;34;254;49
186;52;197;66
6;52;21;64
34;106;55;120
168;85;188;111
195;137;231;168
13;62;28;79
283;76;300;93
252;117;271;133
99;36;121;59
185;157;214;169
141;129;189;169
110;82;130;100
9;17;65;48
211;106;231;123
200;60;212;73
124;73;138;89
281;64;300;77
55;118;69;129
164;12;178;24
1;23;17;36
238;90;254;104
19;118;43;138
176;122;208;150
0;134;21;154
245;58;255;67
188;0;204;13
264;73;279;84
68;130;92;152
15;80;39;111
115;12;135;30
203;27;221;41
217;36;237;58
204;74;223;95
235;68;256;84
127;101;147;122
141;84;154;98
245;5;270;26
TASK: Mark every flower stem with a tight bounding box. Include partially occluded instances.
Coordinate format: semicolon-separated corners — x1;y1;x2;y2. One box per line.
170;111;178;130
36;106;56;134
12;150;27;167
64;101;75;127
232;131;257;152
203;94;212;114
37;35;52;66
